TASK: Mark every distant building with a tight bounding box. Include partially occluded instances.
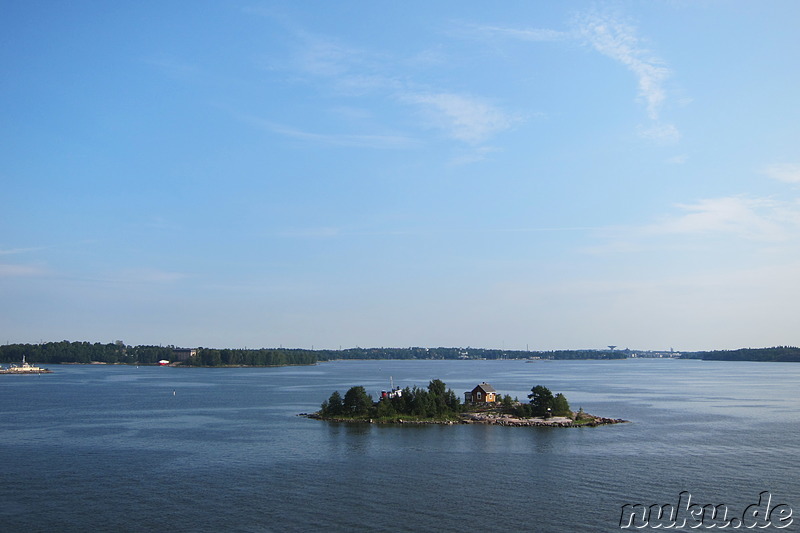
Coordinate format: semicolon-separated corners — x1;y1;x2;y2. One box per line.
465;382;498;404
172;348;197;362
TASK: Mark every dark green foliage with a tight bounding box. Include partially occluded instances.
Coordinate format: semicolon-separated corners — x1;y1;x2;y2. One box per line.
553;393;571;416
186;348;317;367
375;398;396;418
0;341;148;365
320;391;344;417
397;387;415;414
383;382;462;418
0;342;647;366
311;346;629;361
318;379;462;420
443;388;460;412
682;346;800;362
343;386;372;416
428;379;446;396
539;350;627;360
0;342;318;366
513;403;534;418
525;385;572;418
411;387;432;416
127;345;174;364
528;385;555;417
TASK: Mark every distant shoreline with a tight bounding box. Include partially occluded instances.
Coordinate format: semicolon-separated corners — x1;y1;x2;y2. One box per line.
4;342;800;367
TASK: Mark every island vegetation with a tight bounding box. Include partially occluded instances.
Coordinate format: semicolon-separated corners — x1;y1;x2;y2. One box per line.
308;379;625;427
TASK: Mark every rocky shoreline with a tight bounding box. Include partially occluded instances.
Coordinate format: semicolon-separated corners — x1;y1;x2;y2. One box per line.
300;412;628;427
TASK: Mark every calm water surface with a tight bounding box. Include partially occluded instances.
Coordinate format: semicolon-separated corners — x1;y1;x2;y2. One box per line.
1;359;798;532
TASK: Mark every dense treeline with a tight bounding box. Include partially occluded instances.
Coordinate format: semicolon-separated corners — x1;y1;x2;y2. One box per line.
0;341;318;366
14;342;800;366
185;348;317;367
0;342;628;366
313;347;627;361
540;350;627;360
0;341;172;364
320;379;464;420
681;346;800;362
318;380;574;421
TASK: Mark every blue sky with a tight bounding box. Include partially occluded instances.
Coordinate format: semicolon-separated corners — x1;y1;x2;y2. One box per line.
3;1;800;351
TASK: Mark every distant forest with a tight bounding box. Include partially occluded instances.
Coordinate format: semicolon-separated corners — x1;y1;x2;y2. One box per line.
0;342;626;366
2;342;797;366
681;346;800;362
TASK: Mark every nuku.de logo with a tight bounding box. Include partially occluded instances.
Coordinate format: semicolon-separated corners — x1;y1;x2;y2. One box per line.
619;491;793;529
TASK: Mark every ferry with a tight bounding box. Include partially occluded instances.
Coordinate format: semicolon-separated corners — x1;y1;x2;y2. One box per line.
0;355;53;374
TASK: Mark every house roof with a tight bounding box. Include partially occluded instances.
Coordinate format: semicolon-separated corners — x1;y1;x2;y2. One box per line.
472;382;496;393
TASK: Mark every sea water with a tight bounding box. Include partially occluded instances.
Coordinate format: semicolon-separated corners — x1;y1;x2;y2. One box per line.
1;359;798;532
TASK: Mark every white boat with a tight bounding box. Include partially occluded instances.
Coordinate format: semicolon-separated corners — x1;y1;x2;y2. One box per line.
0;355;52;374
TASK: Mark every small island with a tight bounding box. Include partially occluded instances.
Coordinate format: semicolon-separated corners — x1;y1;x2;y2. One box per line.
302;379;627;427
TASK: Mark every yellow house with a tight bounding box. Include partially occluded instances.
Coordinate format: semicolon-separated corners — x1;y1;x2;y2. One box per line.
465;382;498;403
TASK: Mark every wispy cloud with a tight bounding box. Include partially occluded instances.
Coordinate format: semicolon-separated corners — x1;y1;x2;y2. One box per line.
276;224;596;240
585;194;800;257
466;24;570;43
590;196;800;257
273;29;517;151
112;269;188;284
763;164;800;184
0;246;47;256
576;12;670;122
277;227;341;238
666;154;688;165
245;116;416;149
295;35;364;78
449;145;500;165
265;10;676;153
645;196;793;242
401;92;517;145
292;33;402;95
0;263;49;277
638;123;680;143
466;11;679;142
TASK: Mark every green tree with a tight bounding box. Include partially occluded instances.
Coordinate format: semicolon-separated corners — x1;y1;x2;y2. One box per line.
528;385;555;417
375;398;397;418
411;387;433;417
501;394;513;409
428;379;446;397
343;386;372;416
444;388;461;412
316;379;466;420
552;393;571;416
323;390;344;416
